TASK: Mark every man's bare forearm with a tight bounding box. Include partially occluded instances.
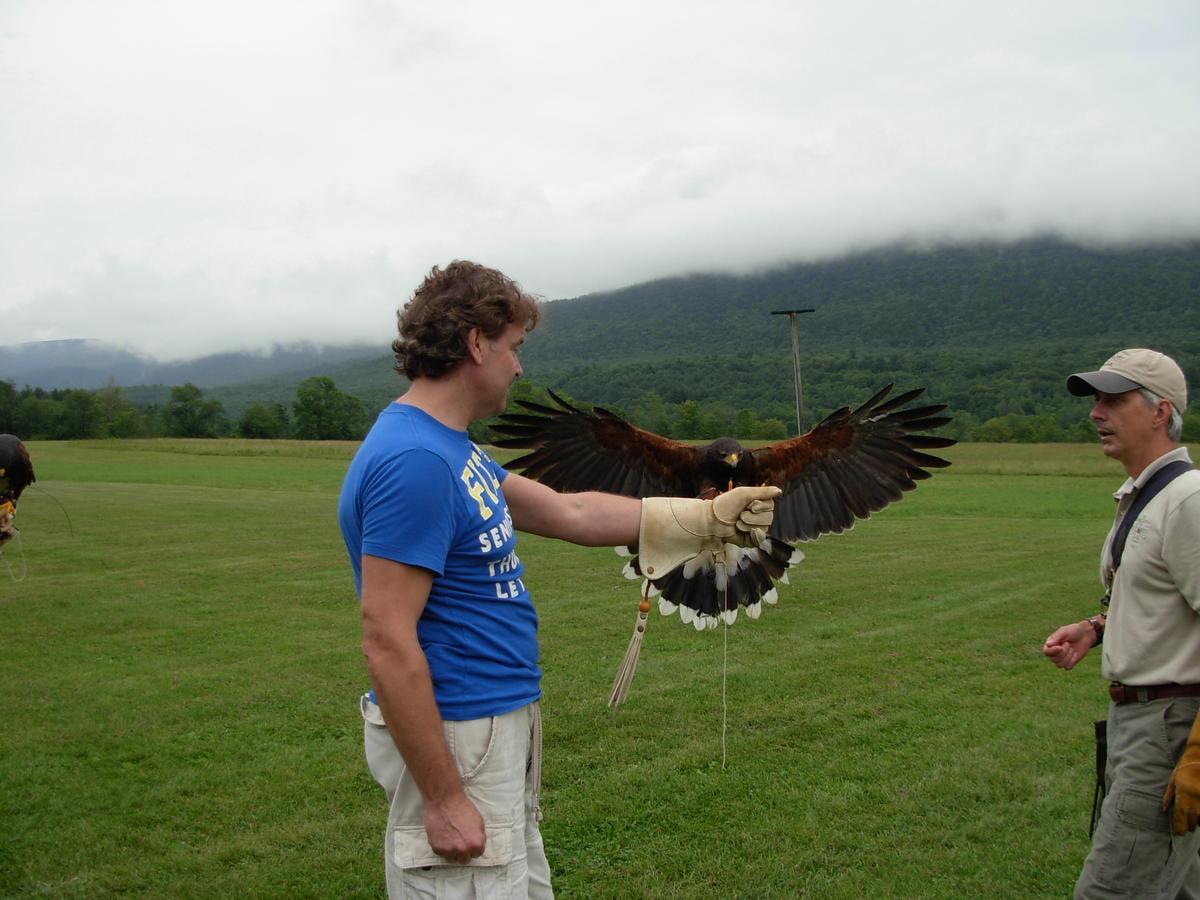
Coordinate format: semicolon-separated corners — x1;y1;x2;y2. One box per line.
364;630;463;802
503;473;641;546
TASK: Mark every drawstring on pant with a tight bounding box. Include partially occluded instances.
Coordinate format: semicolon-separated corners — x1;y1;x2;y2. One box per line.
529;702;543;823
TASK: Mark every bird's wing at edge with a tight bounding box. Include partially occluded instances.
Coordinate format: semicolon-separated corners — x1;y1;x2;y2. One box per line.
491;390;699;498
749;384;955;542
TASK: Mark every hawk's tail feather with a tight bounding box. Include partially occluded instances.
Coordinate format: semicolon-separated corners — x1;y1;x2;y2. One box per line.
642;537;803;628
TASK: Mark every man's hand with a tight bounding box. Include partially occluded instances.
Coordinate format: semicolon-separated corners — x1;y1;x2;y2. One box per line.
638;485;782;578
1164;713;1200;835
424;791;487;863
1042;621;1097;670
711;487;779;537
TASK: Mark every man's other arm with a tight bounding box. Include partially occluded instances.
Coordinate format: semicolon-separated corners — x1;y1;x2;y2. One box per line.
360;554;486;863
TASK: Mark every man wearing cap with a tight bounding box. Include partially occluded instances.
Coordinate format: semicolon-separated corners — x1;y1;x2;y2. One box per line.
1043;348;1200;897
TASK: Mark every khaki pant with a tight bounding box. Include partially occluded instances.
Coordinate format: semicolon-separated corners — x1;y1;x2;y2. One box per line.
362;696;553;900
1076;698;1200;899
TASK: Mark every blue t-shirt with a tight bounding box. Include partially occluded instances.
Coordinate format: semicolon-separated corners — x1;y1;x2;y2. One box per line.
337;403;540;720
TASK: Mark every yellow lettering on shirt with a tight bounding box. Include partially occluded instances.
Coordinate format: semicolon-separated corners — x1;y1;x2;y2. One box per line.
460;447;502;521
461;467;494;520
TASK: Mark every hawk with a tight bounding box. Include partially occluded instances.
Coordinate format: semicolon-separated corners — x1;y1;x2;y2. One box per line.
0;434;36;547
493;385;954;628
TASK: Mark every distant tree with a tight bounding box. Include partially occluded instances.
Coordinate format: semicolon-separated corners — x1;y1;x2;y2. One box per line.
699;404;733;440
0;380;18;433
57;389;105;439
94;379;144;438
673;400;702;440
972;415;1022;443
163;383;225;438
508;380;553;406
630;391;671;436
970;413;1078;443
109;408;145;438
139;404;166;438
733;408;760;439
941;410;980;443
239;403;290;439
1184;410;1200;444
293;376;366;440
14;395;61;439
755;418;789;440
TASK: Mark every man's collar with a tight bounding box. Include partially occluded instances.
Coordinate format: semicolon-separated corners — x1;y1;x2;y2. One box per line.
1114;445;1191;501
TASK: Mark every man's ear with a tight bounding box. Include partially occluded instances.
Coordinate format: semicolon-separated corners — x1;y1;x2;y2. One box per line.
465;328;485;364
1154;399;1173;430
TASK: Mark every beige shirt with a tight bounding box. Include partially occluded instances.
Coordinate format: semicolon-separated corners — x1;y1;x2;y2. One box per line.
1101;446;1200;685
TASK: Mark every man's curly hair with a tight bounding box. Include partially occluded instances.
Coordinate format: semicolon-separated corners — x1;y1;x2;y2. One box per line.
393;261;541;380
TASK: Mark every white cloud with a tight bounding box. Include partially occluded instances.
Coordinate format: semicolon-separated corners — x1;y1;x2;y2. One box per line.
1;0;1198;359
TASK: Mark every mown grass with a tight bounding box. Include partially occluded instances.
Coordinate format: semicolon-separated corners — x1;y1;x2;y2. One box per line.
0;439;1176;898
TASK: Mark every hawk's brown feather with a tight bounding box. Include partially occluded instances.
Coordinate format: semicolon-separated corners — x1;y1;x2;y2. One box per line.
491;385;954;626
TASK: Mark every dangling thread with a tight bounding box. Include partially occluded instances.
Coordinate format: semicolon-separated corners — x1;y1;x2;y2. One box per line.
721;571;729;771
30;486;75;537
1;529;28;583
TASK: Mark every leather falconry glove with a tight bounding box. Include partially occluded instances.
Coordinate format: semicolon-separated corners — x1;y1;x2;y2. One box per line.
1164;711;1200;835
637;485;781;580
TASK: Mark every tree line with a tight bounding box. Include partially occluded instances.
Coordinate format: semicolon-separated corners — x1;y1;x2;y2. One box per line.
4;370;1198;445
0;376;370;441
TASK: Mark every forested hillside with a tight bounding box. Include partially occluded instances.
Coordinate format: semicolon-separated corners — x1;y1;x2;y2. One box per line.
524;238;1200;366
124;239;1200;440
510;238;1200;439
6;239;1199;442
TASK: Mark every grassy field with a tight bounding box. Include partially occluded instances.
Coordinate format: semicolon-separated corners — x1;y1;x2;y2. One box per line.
0;438;1173;898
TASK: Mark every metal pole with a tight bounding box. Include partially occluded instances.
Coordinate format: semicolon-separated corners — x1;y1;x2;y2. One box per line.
771;308;815;435
788;314;803;433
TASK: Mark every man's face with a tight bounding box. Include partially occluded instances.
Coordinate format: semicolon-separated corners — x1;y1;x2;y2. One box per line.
478;321;526;415
1090;389;1158;464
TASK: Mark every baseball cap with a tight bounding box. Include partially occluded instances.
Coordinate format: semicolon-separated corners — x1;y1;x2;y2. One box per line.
1067;348;1188;415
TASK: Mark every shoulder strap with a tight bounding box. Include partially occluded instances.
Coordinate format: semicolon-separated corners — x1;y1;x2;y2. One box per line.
1110;460;1193;572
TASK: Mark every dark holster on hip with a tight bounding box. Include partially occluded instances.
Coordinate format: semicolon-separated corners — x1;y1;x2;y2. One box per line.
1090;718;1106;838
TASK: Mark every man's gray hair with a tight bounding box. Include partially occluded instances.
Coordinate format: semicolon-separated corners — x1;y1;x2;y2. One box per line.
1138;388;1184;442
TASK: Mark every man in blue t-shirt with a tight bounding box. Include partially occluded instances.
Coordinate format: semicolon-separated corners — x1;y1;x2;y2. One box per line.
338;260;779;899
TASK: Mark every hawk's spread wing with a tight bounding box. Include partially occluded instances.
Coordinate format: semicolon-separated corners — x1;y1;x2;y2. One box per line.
748;385;955;542
491;385;954;632
492;390;702;498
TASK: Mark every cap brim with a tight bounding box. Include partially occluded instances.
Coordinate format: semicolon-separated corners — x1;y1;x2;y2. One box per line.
1066;371;1142;397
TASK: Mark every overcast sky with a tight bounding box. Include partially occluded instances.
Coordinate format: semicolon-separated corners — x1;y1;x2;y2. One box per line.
3;1;1198;360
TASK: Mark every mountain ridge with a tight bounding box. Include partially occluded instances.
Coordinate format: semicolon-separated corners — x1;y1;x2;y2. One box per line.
6;238;1199;437
0;339;379;391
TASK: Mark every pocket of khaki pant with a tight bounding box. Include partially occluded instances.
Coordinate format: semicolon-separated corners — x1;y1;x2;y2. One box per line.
361;694;401;797
392;823;514;869
1095;787;1174;891
444;716;499;784
360;693;386;727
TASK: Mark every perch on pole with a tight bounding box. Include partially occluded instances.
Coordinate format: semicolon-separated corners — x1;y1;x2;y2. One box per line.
770;308;815;435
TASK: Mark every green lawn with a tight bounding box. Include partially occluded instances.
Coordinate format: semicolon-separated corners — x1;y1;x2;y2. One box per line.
0;439;1169;898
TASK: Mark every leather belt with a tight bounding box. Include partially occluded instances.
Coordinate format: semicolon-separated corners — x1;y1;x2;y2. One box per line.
1109;683;1200;704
